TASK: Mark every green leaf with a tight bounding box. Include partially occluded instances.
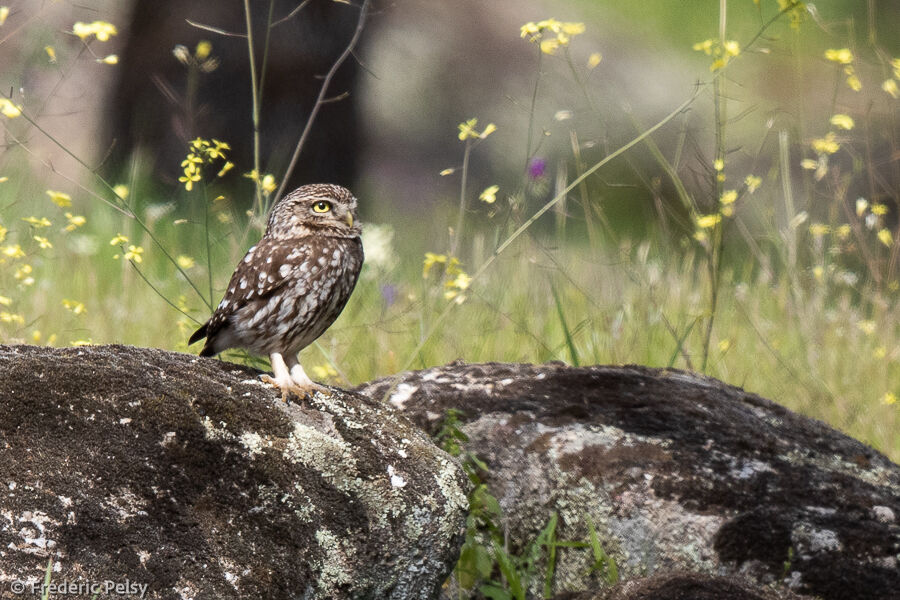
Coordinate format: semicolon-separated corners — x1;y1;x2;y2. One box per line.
493;540;525;600
479;583;513;600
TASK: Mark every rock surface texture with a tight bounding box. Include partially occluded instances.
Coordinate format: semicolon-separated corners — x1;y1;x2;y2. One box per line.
357;362;900;600
0;345;469;600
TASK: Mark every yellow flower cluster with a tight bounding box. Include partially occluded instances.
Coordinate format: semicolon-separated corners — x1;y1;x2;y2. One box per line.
881;58;900;99
692;38;741;72
0;97;21;118
62;299;86;315
479;185;499;204
457;118;496;141
179;138;232;191
244;169;277;194
422;252;471;302
46;190;71;207
520;19;585;55
72;20;117;42
824;48;861;91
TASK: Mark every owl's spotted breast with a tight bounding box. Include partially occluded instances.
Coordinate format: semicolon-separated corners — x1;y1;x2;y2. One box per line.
198;234;363;357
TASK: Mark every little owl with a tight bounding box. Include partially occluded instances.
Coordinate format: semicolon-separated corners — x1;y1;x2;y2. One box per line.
189;184;364;400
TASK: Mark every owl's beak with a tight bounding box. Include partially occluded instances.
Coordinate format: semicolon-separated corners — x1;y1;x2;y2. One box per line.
345;213;354;227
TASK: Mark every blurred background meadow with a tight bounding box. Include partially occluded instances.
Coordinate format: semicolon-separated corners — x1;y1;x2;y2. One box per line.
0;0;898;463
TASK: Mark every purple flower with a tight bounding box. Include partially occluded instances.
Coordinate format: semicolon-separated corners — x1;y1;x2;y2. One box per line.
381;284;398;307
528;157;547;180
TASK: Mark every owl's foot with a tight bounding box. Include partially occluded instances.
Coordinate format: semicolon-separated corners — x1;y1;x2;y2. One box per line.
263;352;326;403
259;373;321;403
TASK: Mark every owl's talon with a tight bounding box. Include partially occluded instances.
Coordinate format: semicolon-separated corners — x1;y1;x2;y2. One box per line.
260;373;324;403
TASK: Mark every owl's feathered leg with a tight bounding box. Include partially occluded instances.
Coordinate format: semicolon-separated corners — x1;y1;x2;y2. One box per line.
260;352;323;402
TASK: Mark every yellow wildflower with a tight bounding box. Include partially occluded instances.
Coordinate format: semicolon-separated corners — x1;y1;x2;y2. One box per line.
713;159;724;171
2;244;24;258
479;185;499;204
109;233;129;246
72;20;117;42
520;22;540;39
176;255;195;269
588;52;602;68
45;46;57;63
809;223;830;237
723;40;740;57
33;236;52;249
877;228;893;247
883;79;899;99
744;175;762;193
195;40;212;61
539;38;560;54
62;299;86;315
208;139;230;159
112;184;129;199
123;245;144;263
811;132;840;155
720;190;737;206
829;114;854;130
560;22;585;35
836;224;851;239
458;118;478;140
696;214;721;229
0;7;8;27
217;161;234;177
22;216;51;228
871;204;888;216
14;264;33;285
846;72;862;92
884;392;898;405
0;312;24;325
0;98;21;118
64;213;86;232
260;174;277;194
0;295;10;306
693;39;714;55
423;252;447;278
46;190;72;207
800;158;819;170
824;48;853;65
312;364;338;379
98;54;118;65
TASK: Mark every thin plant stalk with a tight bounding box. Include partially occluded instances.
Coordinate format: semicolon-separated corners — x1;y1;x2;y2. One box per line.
243;0;264;215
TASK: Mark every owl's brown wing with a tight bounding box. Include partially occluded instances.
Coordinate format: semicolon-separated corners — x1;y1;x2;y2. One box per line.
189;238;313;355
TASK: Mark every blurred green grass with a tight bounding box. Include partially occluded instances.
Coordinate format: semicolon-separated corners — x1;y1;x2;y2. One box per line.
0;169;896;461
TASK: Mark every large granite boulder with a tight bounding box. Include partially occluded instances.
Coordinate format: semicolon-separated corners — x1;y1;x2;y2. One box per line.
0;345;469;599
357;362;900;600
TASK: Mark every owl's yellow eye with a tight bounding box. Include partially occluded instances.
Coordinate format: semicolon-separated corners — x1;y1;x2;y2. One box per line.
312;200;332;213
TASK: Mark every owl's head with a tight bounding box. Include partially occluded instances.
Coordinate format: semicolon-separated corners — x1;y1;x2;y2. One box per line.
266;184;361;239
